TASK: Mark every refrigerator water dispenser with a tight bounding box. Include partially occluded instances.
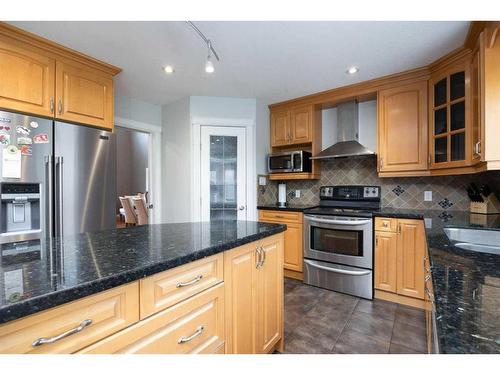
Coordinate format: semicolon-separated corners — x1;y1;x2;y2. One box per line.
1;183;40;234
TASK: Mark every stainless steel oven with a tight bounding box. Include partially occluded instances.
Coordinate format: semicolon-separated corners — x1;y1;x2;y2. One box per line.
304;214;373;269
303;214;374;299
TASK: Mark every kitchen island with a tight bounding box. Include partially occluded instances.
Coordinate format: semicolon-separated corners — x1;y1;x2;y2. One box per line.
0;221;286;354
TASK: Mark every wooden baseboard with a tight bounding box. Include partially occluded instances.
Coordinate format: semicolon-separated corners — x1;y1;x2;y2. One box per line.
375;290;426;310
284;269;303;281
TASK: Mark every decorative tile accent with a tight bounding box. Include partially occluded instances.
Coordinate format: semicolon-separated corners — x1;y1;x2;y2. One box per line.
392;185;405;196
438;198;454;209
438;211;453;221
258;156;500;211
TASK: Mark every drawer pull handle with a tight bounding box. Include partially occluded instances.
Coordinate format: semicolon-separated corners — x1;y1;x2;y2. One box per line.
178;325;204;344
176;274;203;288
274;215;284;218
32;319;92;347
382;222;389;227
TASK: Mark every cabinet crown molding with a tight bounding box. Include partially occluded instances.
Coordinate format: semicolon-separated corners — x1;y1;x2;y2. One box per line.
0;22;121;76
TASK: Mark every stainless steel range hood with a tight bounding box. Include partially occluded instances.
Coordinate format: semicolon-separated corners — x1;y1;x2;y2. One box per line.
311;101;375;159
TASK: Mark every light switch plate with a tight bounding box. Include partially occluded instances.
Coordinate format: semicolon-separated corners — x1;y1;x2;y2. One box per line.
258;175;267;186
295;190;301;198
424;191;432;201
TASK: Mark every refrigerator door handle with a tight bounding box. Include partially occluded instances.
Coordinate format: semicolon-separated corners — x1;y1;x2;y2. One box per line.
45;155;53;238
55;156;64;238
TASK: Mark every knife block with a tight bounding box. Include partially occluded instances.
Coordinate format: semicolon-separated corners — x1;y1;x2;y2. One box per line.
469;194;500;214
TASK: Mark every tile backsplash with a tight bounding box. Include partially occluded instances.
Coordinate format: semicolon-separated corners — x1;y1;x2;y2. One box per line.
258;156;500;211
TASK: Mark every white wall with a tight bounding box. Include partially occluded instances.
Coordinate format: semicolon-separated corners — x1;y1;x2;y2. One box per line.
162;96;261;223
115;95;162;126
161;97;191;223
321;100;377;152
255;99;270;175
190;96;257;126
358;100;377;153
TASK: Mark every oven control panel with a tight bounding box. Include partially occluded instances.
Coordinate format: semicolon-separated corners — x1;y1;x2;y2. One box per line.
320;185;380;201
363;186;379;198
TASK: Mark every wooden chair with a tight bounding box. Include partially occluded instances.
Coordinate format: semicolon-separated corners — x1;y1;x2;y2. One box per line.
132;197;149;225
119;196;137;227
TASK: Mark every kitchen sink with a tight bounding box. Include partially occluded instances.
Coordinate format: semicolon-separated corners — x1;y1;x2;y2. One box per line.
444;227;500;255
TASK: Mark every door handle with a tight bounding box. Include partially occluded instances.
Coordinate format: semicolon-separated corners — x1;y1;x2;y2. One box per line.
176;275;203;288
305;216;372;226
32;319;92;347
178;326;204;344
55;156;64;237
238;205;246;211
304;259;372;276
45;156;53;239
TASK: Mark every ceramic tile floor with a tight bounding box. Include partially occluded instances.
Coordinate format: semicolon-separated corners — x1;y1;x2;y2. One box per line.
283;278;427;354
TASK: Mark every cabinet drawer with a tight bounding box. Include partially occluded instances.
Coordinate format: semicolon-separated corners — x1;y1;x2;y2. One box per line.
140;254;223;319
259;210;302;223
375;217;398;232
79;283;225;354
0;282;139;354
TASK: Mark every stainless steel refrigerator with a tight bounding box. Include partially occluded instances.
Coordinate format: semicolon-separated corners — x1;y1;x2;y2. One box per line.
0;109;116;249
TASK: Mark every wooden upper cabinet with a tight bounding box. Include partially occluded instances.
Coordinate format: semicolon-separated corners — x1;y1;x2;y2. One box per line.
0;35;55;117
55;59;114;130
270;105;313;147
290;105;313;145
378;80;428;174
0;23;119;130
396;220;425;300
270;110;290;147
429;58;473;169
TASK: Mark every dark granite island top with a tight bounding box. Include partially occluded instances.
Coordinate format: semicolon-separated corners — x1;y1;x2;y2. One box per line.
375;209;500;353
0;221;286;325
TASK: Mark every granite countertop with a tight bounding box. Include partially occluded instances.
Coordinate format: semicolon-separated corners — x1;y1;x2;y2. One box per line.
257;204;316;212
0;221;286;324
376;208;500;353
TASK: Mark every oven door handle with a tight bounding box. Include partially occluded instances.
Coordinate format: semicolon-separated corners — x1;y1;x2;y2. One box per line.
304;259;372;276
305;217;372;226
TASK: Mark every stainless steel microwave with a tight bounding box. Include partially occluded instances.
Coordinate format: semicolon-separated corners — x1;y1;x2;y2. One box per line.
268;151;312;173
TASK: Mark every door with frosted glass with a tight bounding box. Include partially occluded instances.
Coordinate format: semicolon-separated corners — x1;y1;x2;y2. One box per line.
200;126;247;221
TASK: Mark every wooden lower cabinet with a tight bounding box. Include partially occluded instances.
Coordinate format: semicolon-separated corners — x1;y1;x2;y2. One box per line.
374;217;426;308
258;210;303;278
78;283;225;354
224;233;284;354
0;235;284;354
374;231;398;293
397;220;426;300
139;253;223;319
0;282;139;354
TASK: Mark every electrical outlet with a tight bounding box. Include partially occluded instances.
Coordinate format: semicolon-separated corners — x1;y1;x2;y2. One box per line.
424;191;432;202
295;190;301;198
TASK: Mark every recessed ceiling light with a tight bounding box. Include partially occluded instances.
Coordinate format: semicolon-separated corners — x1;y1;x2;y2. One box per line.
346;66;359;75
163;65;174;74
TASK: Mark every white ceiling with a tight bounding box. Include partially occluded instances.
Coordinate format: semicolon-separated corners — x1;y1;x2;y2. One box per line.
10;21;470;106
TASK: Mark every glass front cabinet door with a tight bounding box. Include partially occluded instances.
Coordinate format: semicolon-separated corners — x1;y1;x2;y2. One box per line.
429;57;478;169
